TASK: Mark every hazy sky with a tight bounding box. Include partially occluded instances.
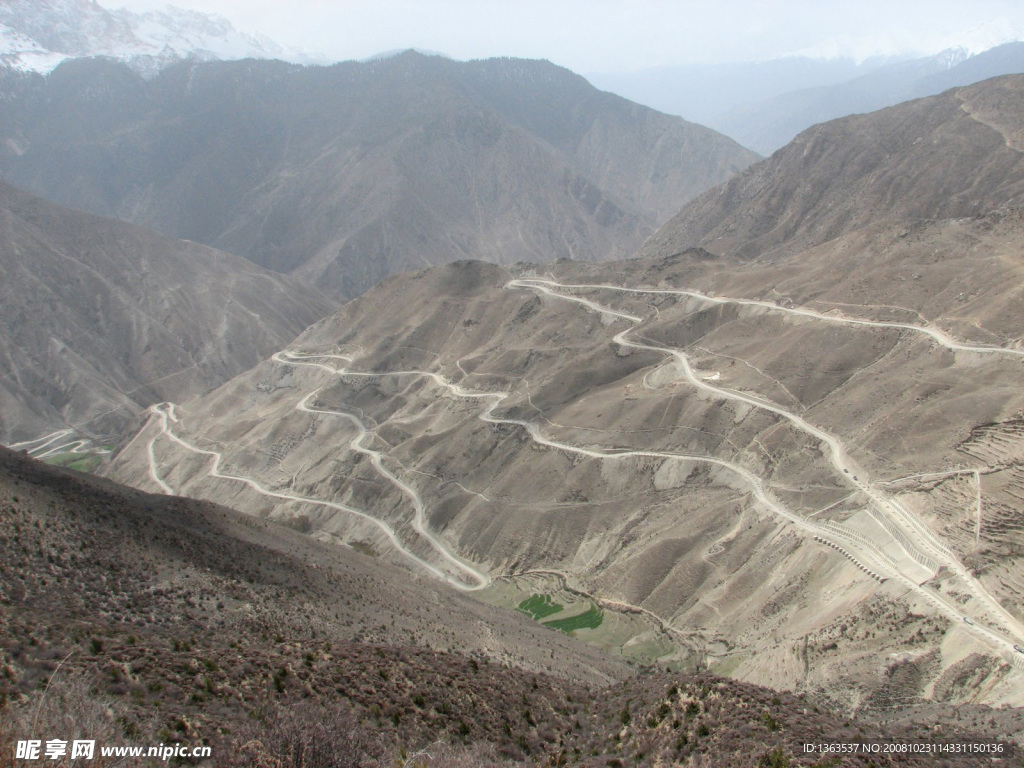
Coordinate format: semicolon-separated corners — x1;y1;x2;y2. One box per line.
105;0;1024;73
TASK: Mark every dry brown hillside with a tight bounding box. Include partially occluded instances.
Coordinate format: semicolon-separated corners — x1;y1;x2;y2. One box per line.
2;448;1018;766
639;75;1024;263
106;217;1024;710
0;182;335;449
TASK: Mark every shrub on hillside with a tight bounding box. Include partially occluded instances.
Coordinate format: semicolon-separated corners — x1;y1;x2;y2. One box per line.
221;702;383;768
0;672;151;768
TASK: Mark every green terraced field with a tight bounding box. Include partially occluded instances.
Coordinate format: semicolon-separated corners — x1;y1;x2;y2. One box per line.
544;604;604;633
517;594;564;621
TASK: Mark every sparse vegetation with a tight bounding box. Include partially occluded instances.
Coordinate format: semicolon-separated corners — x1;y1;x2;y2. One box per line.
543;604;604;633
1;447;1020;767
517;593;565;621
42;451;104;474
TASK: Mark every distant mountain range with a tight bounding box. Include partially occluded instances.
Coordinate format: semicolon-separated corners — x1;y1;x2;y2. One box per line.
591;43;1024;154
0;52;758;299
588;55;893;133
0;0;306;75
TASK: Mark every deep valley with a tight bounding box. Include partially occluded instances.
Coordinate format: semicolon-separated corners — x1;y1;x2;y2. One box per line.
2;10;1024;764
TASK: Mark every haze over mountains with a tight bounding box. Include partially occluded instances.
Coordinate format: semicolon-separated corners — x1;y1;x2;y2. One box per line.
106;75;1024;713
0;181;334;447
641;75;1024;261
592;42;1024;154
0;41;756;452
6;0;1020;161
0;52;757;299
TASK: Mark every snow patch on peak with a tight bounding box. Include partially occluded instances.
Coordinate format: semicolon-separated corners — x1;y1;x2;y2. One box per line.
0;0;313;75
114;5;288;62
932;46;972;69
0;23;67;73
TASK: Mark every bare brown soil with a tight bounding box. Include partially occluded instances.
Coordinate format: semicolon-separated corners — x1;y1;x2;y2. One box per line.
2;449;1019;767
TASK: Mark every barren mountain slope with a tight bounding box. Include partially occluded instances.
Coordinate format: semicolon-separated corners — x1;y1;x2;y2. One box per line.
103;76;1024;711
0;181;335;448
0;445;621;764
0;445;628;684
639;75;1024;262
4;449;1018;766
106;209;1024;709
0;52;757;298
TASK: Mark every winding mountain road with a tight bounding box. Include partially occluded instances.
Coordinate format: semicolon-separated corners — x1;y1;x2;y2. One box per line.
142;398;487;590
134;274;1024;661
508;277;1024;650
517;279;1024;358
6;429;108;460
295;385;490;588
269;361;965;638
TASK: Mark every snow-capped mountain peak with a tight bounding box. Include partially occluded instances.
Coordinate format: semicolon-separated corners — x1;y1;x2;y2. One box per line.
115;5;288;62
0;0;310;75
0;21;67;74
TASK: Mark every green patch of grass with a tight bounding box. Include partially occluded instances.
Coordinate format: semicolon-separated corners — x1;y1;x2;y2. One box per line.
543;604;604;633
42;451;103;474
517;594;564;621
42;452;81;467
621;634;675;663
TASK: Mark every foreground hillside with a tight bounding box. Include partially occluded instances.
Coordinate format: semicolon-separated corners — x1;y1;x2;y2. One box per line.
0;52;757;298
0;182;335;450
2;448;1018;766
